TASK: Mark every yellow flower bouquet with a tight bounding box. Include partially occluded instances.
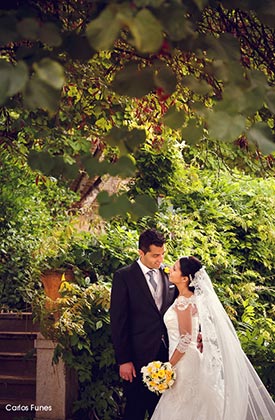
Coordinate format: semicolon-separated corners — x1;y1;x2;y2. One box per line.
141;361;176;394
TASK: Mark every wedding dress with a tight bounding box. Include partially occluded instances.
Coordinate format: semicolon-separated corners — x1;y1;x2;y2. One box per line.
151;268;275;420
151;295;223;420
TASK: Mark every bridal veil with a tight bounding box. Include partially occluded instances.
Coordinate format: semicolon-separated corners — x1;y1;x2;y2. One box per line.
190;267;275;420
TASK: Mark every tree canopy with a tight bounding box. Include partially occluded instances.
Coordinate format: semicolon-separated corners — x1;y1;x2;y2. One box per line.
1;0;275;216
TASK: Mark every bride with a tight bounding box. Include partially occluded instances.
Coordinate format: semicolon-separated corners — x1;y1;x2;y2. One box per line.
151;256;275;420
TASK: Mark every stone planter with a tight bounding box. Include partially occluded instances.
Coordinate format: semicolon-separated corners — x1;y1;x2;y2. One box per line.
40;270;74;312
37;271;78;419
40;269;74;323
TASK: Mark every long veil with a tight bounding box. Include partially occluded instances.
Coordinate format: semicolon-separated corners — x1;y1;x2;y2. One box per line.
190;268;275;420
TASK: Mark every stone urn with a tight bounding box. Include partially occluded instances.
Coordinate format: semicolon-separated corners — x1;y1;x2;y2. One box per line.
40;269;74;315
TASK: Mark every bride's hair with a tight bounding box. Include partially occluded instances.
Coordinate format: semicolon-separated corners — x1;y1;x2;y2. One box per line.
179;256;202;292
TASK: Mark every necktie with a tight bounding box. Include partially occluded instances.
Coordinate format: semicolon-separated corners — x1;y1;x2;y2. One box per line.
148;270;157;292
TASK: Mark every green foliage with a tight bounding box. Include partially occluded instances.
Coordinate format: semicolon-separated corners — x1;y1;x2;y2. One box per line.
127;144;178;199
75;226;139;277
237;286;275;393
105;127;146;155
0;153;78;309
46;170;275;412
43;280;124;419
1;0;275;213
160;174;275;395
124;141;275;396
111;62;177;98
31;226;140;418
97;191;158;220
2;137;275;416
1;0;275;411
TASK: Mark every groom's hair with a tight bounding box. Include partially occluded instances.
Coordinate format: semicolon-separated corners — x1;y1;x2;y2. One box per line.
138;229;165;254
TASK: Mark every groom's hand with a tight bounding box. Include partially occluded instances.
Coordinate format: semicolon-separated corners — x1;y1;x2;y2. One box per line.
119;362;136;382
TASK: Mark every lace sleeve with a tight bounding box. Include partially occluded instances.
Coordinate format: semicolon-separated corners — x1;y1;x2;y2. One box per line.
176;332;192;353
175;295;196;311
174;296;193;354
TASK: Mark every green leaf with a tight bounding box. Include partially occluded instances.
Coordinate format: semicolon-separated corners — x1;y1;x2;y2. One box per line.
131;194;158;218
0;60;12;105
130;9;163;53
65;33;95;60
251;0;275;29
97;191;111;206
105;127;146;155
86;7;120;51
111;64;155;98
33;58;65;90
28;151;55;174
0;16;18;44
203;33;241;62
23;76;60;112
97;193;130;220
163;106;186;129
17;18;40;40
134;0;165;6
97;192;157;220
215;84;265;116
247;123;275;155
81;156;111;177
50;157;79;179
207;111;246;142
181;119;204;144
192;0;209;10
154;65;177;94
0;59;31;103
8;61;29;96
39;23;62;47
182;75;212;95
248;69;268;89
265;88;275;114
28;150;79;178
109;156;136;178
96;320;103;330
158;5;195;42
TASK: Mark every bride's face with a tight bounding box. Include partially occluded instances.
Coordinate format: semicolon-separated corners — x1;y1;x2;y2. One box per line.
169;260;185;284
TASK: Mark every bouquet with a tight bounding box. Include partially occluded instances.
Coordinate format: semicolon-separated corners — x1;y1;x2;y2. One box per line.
141;361;176;394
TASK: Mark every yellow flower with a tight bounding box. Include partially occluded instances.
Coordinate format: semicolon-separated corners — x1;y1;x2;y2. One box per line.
141;360;176;395
163;266;170;274
166;371;172;381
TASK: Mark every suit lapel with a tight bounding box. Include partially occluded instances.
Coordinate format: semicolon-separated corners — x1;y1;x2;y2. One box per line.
160;268;168;313
160;267;176;314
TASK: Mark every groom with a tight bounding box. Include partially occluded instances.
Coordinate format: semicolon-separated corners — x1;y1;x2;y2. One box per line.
110;229;177;420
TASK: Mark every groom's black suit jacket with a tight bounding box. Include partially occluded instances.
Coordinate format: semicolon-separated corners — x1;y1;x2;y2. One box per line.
110;261;177;370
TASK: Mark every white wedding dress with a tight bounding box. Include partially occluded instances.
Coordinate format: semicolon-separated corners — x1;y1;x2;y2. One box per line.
151;268;275;420
151;295;224;420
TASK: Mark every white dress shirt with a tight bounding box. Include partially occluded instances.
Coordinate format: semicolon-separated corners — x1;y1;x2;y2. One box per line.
137;259;163;309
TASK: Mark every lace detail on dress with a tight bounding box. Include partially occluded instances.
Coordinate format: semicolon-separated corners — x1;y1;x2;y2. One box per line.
174;295;196;311
194;273;224;402
176;332;192;353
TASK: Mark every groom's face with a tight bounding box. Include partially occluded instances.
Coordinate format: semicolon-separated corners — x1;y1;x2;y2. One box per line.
139;244;165;269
